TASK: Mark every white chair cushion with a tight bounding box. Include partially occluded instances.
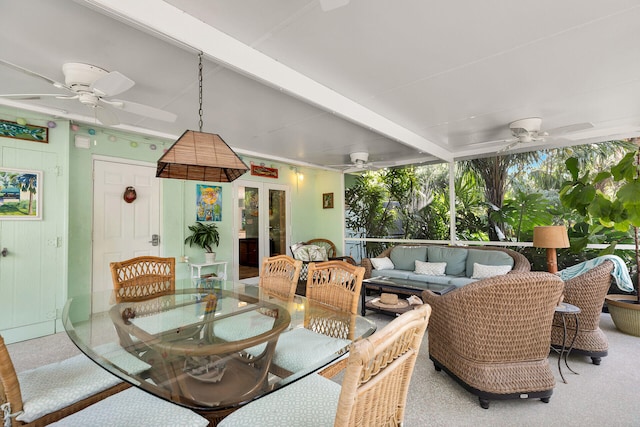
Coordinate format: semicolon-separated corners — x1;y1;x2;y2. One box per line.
272;328;350;373
16;353;123;423
48;387;209;427
93;342;151;375
219;373;340;427
471;262;512;279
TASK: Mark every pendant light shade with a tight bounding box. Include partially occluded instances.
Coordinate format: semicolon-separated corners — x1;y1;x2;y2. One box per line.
156;130;249;182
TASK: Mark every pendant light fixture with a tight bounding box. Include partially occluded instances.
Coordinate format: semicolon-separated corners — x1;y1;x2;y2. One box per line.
156;53;249;182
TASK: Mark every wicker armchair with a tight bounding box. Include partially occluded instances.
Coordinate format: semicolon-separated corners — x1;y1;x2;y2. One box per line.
291;239;357;295
551;260;614;365
0;335;129;426
110;256;175;303
422;272;564;409
218;304;431;427
258;255;302;301
306;260;365;315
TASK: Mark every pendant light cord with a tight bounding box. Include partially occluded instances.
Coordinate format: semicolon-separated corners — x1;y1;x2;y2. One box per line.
198;52;204;132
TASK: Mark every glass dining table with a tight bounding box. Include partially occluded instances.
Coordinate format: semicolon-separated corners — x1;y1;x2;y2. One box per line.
62;279;376;424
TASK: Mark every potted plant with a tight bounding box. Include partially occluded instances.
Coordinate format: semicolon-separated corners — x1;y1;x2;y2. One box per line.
185;222;220;264
560;148;640;336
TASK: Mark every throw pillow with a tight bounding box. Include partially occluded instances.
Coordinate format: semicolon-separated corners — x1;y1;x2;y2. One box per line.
370;257;395;270
293;245;328;262
414;260;446;276
471;263;512;279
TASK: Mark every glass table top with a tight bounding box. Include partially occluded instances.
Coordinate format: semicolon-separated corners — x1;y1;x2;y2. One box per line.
62;280;376;414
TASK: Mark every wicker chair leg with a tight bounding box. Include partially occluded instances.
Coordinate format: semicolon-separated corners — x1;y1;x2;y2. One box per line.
479;398;490;409
541;397;550;403
591;356;601;365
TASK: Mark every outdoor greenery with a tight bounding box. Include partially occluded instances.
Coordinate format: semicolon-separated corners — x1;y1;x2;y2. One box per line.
344;139;638;280
560;147;640;300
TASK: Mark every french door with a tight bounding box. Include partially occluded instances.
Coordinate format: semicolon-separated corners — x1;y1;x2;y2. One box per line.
233;181;290;281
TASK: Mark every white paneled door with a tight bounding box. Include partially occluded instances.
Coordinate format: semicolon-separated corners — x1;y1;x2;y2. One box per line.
92;158;160;313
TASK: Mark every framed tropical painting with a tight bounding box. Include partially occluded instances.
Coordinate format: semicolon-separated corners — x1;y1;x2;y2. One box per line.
0;167;43;220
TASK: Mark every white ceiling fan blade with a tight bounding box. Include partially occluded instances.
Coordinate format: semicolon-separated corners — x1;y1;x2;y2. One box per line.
0;93;72;100
546;122;594;136
91;71;135;97
0;59;67;89
497;140;521;153
105;99;177;122
94;105;120;126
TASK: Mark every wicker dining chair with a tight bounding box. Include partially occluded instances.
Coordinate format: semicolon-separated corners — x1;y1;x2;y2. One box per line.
306;260;365;315
423;272;564;409
110;256;175;303
0;335;129;427
259;255;303;301
218;303;431;427
551;260;614;365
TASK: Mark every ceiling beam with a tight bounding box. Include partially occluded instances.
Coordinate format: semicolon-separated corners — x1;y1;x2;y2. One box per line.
80;0;453;163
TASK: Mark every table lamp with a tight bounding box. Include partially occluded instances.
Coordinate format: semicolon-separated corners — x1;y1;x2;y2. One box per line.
533;226;570;274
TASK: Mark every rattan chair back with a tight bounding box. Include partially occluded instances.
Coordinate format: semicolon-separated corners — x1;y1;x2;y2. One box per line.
335;303;431;426
306;261;365;315
0;335;23;425
304;238;337;258
110;256;176;303
259;255;303;301
551;260;614;362
422;272;564;407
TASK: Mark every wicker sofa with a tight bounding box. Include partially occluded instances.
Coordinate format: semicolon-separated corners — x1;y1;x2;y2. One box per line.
361;244;530;291
422;272;564;408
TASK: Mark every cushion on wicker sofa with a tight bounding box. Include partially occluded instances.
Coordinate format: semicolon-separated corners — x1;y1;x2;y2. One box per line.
363;245;527;291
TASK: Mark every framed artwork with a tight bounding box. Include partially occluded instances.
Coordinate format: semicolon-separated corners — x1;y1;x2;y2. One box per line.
197;184;222;221
0;120;48;143
323;192;334;209
0;167;43;220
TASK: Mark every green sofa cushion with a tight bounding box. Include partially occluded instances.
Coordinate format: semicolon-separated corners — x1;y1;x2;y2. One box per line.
465;249;515;277
427;246;468;276
390;246;428;271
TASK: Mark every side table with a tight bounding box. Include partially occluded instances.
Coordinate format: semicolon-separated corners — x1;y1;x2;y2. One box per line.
190;261;228;288
554;302;581;384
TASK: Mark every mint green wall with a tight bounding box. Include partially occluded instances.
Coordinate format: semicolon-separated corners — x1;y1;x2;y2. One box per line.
64;124;345;292
0;105;345;305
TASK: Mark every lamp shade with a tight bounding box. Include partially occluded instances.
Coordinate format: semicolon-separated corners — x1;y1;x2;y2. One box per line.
533;226;570;249
156;130;249;182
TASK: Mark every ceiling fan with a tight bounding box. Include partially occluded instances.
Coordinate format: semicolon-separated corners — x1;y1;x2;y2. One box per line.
0;59;177;126
471;117;594;153
330;152;393;173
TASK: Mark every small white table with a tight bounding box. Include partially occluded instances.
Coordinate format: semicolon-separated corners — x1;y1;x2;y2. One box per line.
190;261;228;281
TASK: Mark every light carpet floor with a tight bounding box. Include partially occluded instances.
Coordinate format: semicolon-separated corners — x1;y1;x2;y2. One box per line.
7;311;639;426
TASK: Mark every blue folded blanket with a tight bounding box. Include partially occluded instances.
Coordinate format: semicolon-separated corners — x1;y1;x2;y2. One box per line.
556;254;634;292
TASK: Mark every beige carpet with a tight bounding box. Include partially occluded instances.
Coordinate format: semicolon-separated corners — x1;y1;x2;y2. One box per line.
7;311;639;426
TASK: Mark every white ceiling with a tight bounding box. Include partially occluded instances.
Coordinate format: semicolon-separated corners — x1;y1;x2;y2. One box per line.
2;0;640;170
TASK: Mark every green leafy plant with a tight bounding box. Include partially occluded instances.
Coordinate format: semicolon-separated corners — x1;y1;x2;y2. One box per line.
184;222;220;253
560;149;640;302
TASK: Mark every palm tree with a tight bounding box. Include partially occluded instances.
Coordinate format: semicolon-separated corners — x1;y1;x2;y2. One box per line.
461;153;539;241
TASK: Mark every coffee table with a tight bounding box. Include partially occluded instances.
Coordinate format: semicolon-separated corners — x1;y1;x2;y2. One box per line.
361;276;456;316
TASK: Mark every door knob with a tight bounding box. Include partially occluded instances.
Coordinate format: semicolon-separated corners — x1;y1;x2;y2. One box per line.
1;248;7;257
148;234;160;246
